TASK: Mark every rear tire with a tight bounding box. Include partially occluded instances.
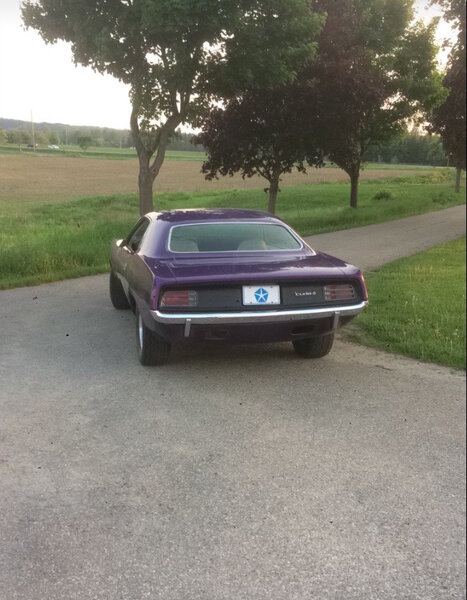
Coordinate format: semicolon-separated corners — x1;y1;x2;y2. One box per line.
136;309;170;366
293;333;335;358
109;271;130;309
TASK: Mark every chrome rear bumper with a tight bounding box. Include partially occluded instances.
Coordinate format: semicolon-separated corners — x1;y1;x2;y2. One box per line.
151;301;368;333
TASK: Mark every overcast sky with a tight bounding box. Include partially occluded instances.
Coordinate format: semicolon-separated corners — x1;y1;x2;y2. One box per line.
0;0;454;131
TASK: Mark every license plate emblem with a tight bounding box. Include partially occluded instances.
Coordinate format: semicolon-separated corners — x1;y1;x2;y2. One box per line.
242;285;280;306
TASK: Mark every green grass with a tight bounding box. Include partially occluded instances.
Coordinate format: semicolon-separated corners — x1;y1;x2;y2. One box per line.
363;162;439;170
0;144;205;161
1;144;442;167
349;237;466;370
0;170;464;289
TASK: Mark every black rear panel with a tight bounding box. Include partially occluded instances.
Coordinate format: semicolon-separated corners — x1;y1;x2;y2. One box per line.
281;284;325;305
159;280;362;312
197;286;243;310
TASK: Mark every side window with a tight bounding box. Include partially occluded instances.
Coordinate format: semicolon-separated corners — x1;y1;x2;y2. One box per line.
127;219;150;253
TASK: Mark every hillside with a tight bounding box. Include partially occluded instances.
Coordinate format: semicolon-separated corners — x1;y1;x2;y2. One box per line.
0;117;202;151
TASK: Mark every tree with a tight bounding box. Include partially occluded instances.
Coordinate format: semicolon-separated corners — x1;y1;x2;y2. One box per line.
77;135;92;151
194;84;323;214
307;0;444;208
36;131;49;145
5;130;17;144
0;128;6;145
23;0;323;215
364;133;448;166
6;129;30;145
429;0;466;192
49;131;60;146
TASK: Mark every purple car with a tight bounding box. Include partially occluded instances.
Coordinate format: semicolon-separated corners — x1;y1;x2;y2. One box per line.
109;209;368;365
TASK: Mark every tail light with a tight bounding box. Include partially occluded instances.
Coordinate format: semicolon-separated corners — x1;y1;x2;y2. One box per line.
160;290;198;308
324;284;356;302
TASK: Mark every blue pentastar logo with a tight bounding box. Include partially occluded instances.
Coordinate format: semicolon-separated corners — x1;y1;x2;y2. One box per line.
254;288;269;303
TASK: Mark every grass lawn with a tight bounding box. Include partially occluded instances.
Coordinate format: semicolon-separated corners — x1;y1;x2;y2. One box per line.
0;144;205;161
0;170;464;289
0;144;438;166
349;237;466;370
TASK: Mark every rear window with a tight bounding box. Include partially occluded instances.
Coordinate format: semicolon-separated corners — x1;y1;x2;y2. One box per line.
169;222;302;253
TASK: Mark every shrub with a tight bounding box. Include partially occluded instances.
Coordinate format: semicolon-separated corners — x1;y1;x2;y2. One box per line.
372;190;393;201
432;191;454;205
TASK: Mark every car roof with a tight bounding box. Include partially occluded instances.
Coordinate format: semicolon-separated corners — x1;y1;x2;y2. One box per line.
146;208;284;225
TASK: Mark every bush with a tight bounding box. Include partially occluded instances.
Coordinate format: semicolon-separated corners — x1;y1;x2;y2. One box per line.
432;191;454;206
372;190;393;201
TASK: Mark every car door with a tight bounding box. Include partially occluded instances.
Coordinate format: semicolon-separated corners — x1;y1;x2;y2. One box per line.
123;218;154;305
114;217;150;293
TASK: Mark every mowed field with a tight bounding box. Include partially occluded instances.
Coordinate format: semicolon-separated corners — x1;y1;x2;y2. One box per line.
0;153;431;203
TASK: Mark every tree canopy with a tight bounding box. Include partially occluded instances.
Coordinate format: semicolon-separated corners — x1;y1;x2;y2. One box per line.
364;133;448;166
194;84;323;214
23;0;323;215
306;0;444;207
77;136;93;151
196;0;444;210
429;0;466;191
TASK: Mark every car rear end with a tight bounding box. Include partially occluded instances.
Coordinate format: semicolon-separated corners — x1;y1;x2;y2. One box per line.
144;216;368;344
149;271;367;344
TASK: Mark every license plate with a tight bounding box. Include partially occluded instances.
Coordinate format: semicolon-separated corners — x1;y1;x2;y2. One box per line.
242;285;280;306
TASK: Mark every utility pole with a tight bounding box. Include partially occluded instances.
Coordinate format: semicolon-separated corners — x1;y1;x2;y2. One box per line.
31;110;36;151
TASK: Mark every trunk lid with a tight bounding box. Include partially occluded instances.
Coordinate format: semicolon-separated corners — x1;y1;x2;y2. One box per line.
157;251;353;284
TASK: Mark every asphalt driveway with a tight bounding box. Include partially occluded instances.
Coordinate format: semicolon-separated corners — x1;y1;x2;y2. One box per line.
305;204;466;271
0;206;465;599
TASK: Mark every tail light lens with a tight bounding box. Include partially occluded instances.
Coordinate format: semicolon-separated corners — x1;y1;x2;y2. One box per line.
324;284;356;302
160;290;198;308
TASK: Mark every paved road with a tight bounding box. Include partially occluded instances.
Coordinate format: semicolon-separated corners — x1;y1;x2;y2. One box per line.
305;205;466;271
0;208;465;599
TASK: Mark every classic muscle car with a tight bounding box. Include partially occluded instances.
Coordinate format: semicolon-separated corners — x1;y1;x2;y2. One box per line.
109;209;368;365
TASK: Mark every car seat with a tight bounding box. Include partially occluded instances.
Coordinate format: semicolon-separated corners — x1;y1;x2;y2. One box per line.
171;239;199;252
237;239;268;251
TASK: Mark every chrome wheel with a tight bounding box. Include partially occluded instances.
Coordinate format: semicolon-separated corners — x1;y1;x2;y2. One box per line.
135;308;171;366
138;313;144;349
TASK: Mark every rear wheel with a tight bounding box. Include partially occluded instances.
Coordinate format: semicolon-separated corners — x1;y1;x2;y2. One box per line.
136;309;170;366
292;333;335;359
109;271;130;309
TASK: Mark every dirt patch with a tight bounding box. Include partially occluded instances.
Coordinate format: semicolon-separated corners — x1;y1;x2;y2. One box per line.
1;153;425;203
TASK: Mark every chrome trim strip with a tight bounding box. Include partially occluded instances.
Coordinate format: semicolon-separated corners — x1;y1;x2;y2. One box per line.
151;301;367;325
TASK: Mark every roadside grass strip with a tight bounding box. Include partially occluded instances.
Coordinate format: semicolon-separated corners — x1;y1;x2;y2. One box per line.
0;172;464;289
349;237;466;370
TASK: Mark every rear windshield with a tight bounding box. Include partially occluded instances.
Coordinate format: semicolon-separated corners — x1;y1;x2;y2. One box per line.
169;222;302;253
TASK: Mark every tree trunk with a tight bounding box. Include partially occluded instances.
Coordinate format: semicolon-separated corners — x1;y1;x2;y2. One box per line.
131;108;154;215
130;105;182;216
455;166;461;193
349;167;360;209
268;172;280;214
138;156;155;216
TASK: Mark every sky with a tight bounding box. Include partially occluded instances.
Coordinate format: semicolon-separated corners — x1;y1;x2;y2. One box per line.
0;0;455;131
